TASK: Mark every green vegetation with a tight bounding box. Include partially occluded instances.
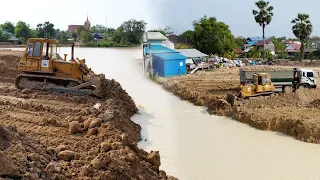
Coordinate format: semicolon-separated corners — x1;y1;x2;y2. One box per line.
271;38;287;58
0;22;14;33
148;29;166;36
252;0;274;59
36;21;55;38
291;13;313;61
0;31;9;42
175;43;193;49
234;37;246;48
192;15;237;55
86;19;146;47
179;30;194;42
0;19;146;47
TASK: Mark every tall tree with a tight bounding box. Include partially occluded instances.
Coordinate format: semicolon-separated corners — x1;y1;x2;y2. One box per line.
113;19;146;45
36;21;55;38
148;29;166;36
1;22;15;33
91;25;107;33
76;25;86;41
272;39;287;58
234;37;246;49
291;13;313;61
14;21;32;43
179;30;194;42
192;16;236;55
252;0;274;59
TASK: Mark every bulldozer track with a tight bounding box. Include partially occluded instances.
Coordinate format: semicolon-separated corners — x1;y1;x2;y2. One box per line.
15;74;82;90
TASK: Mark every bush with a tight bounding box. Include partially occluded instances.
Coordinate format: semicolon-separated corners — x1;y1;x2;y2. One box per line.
85;40;135;47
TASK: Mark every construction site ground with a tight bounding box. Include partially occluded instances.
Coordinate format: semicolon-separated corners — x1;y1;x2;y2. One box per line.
157;65;320;144
0;50;175;180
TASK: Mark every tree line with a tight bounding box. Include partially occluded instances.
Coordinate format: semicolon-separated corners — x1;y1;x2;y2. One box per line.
0;19;147;47
172;0;313;61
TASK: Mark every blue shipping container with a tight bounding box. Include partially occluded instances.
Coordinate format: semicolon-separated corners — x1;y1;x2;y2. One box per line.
152;53;187;77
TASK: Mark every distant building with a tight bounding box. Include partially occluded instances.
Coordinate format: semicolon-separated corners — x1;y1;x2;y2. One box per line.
166;34;193;47
176;49;208;61
244;37;264;49
0;31;19;44
145;32;168;44
244;37;275;54
233;48;244;56
68;15;91;32
68;25;80;32
93;33;104;40
84;16;91;30
143;31;174;50
254;40;275;54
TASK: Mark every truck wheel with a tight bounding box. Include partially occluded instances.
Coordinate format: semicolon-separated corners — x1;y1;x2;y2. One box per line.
283;86;293;93
298;84;307;89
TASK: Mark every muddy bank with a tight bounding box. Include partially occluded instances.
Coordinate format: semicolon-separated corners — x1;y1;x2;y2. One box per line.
157;67;320;144
0;50;176;180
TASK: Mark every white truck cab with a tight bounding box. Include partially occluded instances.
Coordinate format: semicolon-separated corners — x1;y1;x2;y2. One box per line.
294;68;317;89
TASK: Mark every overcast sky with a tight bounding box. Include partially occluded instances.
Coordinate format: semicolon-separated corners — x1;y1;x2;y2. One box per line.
155;0;320;38
1;0;319;38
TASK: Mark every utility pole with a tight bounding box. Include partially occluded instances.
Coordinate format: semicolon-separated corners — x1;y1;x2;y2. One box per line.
222;35;225;61
105;17;108;38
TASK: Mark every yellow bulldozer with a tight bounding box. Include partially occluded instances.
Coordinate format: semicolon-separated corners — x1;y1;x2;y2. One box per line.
227;73;275;105
15;38;104;98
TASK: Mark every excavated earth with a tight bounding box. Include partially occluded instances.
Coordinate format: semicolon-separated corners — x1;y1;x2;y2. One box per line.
0;50;176;180
157;66;320;144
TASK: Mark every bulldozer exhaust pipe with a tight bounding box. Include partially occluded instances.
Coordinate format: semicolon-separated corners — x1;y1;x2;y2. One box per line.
71;43;75;60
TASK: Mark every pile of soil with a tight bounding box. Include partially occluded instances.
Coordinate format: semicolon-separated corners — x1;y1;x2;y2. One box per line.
241;65;293;71
157;67;320;144
0;50;23;83
273;59;320;67
0;50;176;180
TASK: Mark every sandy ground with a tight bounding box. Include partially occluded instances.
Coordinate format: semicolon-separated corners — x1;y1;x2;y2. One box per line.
0;50;176;180
157;66;320;144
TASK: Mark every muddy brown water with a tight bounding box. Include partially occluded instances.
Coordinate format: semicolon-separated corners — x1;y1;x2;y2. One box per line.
5;47;320;180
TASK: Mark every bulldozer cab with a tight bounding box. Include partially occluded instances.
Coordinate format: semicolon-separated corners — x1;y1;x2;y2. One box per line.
252;73;274;92
19;38;59;73
240;73;275;98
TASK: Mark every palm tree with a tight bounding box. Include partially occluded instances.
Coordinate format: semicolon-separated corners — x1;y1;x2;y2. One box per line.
252;0;274;59
291;13;313;61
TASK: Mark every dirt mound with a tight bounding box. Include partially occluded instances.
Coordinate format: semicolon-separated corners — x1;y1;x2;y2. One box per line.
0;124;51;179
274;60;320;67
241;65;292;71
0;50;175;179
0;50;23;83
308;99;320;108
97;74;138;114
158;69;320;144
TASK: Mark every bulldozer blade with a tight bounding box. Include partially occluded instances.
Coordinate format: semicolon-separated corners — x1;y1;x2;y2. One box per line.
226;92;242;106
87;74;106;99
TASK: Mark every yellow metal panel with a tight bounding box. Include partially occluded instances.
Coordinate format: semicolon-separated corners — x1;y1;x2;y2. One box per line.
25;58;39;71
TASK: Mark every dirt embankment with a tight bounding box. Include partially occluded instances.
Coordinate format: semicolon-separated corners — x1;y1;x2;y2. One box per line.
0;50;176;180
273;59;320;67
157;67;320;144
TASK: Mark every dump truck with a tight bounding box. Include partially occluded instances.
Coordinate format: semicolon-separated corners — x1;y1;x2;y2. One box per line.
240;68;317;93
15;38;105;98
226;68;317;105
